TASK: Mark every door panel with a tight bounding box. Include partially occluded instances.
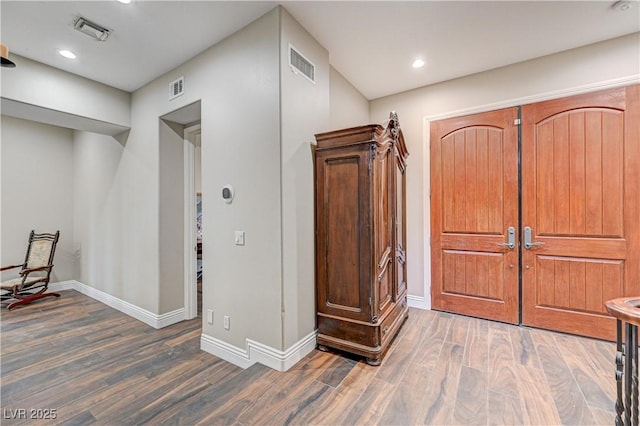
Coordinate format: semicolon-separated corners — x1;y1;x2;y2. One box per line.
521;85;640;340
442;250;504;300
431;108;519;323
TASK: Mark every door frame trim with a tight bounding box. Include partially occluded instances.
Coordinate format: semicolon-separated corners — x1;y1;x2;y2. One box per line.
422;75;639;311
184;123;201;320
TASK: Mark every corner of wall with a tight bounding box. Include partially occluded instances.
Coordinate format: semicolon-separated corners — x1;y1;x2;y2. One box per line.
200;329;316;372
279;6;330;350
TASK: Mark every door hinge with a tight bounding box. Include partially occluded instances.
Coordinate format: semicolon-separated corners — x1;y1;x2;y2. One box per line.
514;118;521;126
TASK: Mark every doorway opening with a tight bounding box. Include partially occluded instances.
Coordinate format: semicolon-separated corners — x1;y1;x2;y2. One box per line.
160;100;202;320
185;123;202;318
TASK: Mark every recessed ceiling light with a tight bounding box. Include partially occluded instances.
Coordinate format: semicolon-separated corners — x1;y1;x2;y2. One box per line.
59;50;77;59
412;59;425;69
117;0;132;4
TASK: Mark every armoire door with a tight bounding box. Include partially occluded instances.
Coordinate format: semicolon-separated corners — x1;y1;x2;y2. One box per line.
373;141;394;317
394;141;408;300
316;144;373;323
521;85;640;340
430;107;520;324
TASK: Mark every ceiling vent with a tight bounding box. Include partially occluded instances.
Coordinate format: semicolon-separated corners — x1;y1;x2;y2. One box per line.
74;17;110;41
289;45;315;84
169;76;185;100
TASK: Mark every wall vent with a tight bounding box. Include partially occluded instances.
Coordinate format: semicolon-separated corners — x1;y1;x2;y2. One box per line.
169;76;184;100
289;45;315;84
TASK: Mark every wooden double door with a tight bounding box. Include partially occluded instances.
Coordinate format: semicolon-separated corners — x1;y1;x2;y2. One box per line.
430;85;640;340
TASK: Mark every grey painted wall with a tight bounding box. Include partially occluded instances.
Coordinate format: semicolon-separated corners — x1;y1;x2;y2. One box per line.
279;8;330;349
329;66;370;129
1;116;75;282
1;55;130;130
72;130;152;309
159;119;186;313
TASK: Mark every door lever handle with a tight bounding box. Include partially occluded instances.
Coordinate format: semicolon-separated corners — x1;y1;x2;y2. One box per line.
523;226;544;249
497;226;516;249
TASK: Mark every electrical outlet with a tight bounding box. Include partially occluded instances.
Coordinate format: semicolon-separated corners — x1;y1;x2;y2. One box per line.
207;309;214;325
223;315;230;330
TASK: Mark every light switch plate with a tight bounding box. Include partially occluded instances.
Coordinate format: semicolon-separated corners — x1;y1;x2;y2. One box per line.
207;309;214;325
223;315;230;330
234;231;245;246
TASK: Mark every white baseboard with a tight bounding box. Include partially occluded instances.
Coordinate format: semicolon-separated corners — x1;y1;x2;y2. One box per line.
49;280;185;329
407;294;430;310
51;280;317;372
201;330;317;372
49;280;77;291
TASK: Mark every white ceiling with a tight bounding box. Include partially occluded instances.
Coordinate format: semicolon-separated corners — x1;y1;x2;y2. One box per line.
1;1;639;100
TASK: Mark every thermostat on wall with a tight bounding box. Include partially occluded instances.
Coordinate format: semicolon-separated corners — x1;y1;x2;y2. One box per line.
222;185;234;204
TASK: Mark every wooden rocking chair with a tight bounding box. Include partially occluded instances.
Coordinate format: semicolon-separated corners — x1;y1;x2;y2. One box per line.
1;230;60;310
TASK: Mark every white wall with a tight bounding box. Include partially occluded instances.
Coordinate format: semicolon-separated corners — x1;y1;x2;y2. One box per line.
1;116;75;282
1;55;130;133
279;8;330;349
369;32;640;306
329;66;370;129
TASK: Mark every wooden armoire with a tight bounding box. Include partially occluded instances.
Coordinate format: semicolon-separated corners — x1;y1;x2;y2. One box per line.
314;112;409;365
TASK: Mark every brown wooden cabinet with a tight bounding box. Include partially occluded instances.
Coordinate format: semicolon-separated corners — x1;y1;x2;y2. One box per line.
314;112;409;365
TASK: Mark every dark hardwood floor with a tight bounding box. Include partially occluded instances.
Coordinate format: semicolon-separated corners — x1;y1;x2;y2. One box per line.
1;290;616;425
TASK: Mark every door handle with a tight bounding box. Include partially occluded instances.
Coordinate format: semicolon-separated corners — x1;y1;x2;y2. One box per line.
523;226;544;249
497;226;516;249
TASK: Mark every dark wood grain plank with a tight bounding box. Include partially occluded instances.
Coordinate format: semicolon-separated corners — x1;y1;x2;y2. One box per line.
414;312;452;370
464;316;489;371
316;355;357;388
537;344;596;425
446;314;470;345
58;410;97;426
0;295;619;425
255;379;332;425
488;389;524;426
591;407;615;425
487;328;519;397
378;362;431;425
516;364;562;425
510;326;541;369
553;334;615;412
453;365;487;425
300;360;378;425
421;342;464;425
235;353;333;425
342;378;395;425
374;322;424;385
